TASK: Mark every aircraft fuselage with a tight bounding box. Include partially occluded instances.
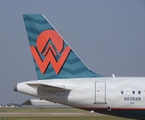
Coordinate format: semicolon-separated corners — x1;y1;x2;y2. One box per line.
15;77;145;110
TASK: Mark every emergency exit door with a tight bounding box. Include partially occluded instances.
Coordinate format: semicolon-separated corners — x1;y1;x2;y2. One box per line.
95;81;106;104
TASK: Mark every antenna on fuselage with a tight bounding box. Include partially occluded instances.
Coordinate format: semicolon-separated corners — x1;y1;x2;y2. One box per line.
112;74;115;77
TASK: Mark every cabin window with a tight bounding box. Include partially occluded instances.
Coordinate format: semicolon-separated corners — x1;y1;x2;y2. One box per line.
121;90;142;94
121;90;124;94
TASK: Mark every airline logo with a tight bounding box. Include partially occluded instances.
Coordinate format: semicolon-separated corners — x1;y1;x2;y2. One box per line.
30;30;71;74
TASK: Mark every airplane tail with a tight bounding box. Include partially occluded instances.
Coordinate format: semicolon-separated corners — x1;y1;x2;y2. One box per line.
23;14;102;79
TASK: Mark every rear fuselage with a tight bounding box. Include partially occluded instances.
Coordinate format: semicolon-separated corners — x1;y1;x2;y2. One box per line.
16;77;145;109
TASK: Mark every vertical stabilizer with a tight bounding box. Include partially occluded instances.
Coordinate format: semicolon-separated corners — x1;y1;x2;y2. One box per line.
23;14;102;79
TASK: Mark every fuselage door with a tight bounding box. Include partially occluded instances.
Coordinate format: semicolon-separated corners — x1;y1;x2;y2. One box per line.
95;81;106;104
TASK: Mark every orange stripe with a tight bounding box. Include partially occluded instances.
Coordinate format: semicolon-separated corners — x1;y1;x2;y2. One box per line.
43;44;57;56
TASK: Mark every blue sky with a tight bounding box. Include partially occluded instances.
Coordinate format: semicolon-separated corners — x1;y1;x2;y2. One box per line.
0;0;145;104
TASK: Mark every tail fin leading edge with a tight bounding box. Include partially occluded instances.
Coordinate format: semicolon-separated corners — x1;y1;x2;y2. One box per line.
23;14;102;79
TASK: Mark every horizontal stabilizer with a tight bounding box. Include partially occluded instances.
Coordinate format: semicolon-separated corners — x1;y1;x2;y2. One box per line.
27;83;71;92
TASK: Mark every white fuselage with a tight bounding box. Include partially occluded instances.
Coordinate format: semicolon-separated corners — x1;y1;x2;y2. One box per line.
16;77;145;110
